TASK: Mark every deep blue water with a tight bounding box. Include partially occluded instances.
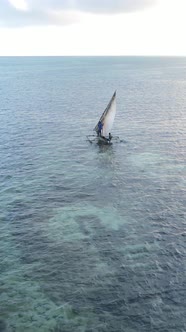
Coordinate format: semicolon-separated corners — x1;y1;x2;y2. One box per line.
0;56;186;332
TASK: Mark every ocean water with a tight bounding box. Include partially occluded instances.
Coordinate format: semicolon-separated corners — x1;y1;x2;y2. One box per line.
0;56;185;332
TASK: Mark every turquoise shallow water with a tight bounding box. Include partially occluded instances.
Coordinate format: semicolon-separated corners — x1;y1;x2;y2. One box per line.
0;56;186;331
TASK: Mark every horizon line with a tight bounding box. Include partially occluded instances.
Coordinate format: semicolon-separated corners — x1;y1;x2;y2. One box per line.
0;54;186;57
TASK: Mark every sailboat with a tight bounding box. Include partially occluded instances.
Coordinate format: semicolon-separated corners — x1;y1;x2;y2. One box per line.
88;91;117;145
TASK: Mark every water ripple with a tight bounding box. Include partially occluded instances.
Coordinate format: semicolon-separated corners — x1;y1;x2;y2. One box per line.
0;56;186;331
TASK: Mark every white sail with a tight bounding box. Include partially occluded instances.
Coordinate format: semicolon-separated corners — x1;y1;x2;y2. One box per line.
94;91;116;137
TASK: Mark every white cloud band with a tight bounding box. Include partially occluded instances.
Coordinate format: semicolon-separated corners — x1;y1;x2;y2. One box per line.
0;0;157;27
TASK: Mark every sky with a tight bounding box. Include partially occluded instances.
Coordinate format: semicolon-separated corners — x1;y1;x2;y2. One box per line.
0;0;186;56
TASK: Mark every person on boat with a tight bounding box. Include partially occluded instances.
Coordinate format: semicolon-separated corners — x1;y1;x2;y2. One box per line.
98;121;103;137
108;133;112;141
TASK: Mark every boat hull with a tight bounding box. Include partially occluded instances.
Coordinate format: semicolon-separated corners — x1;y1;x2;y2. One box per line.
97;137;112;145
87;135;112;145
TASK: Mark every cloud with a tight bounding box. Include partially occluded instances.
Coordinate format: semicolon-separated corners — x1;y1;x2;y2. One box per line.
0;0;80;27
25;0;157;13
0;0;157;27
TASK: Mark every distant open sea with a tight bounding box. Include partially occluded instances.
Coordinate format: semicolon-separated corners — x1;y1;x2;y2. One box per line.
0;56;185;332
